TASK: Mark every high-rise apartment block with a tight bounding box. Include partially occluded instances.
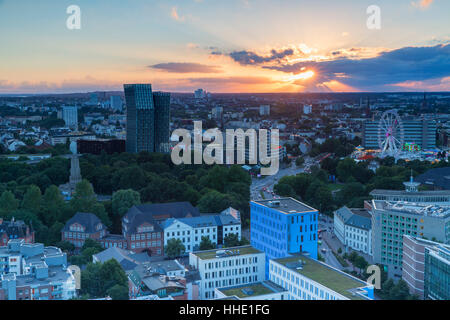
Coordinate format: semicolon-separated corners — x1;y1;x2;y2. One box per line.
62;106;78;130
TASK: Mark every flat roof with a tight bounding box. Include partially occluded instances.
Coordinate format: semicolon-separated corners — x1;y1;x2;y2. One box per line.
252;198;317;214
218;281;286;298
192;246;262;260
370;189;450;196
373;200;450;218
273;255;370;300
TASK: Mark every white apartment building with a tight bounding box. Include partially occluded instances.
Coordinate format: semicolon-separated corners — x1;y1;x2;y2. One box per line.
269;255;374;300
62;106;78;130
189;246;265;300
334;207;372;255
163;208;241;253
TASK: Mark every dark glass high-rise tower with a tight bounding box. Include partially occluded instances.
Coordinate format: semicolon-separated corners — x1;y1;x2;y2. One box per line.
124;84;170;154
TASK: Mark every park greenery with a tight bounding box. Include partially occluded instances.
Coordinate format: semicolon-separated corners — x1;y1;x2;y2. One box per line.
0;151;252;251
275;155;449;215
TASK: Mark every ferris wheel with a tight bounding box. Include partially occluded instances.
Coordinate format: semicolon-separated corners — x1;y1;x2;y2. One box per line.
378;110;404;157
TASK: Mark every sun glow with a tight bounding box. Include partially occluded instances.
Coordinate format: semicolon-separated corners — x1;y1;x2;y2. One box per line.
285;70;315;82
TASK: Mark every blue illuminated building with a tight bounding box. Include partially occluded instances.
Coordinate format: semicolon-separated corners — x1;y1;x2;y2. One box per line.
250;198;319;278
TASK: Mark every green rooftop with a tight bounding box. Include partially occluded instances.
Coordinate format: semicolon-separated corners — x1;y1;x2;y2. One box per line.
219;282;276;298
275;255;369;300
192;246;262;260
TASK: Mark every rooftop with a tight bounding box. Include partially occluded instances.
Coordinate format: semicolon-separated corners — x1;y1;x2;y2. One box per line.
273;255;371;300
252;197;317;214
218;281;286;298
373;200;450;218
192;246;262;260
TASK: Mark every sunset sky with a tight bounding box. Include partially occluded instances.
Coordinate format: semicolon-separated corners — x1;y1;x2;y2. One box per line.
0;0;449;93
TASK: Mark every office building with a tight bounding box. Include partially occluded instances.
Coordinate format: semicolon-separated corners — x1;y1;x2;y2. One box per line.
303;105;312;115
62;106;78;130
110;95;123;112
334;207;372;255
124;84;171;153
269;254;374;300
371;200;450;279
259;105;270;116
402;235;446;299
370;174;450;205
424;243;450;300
363;118;437;150
189;246;265;300
250;198;319;278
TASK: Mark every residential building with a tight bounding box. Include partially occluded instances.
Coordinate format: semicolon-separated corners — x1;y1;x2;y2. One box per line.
189;246;265;300
371;200;450;279
62;106;78;130
128;260;187;300
0;240;76;300
402;235;445;299
303;105;312;115
61;212;108;249
334;207;372;255
424;243;450;300
214;280;288;300
162;208;241;253
363;118;436;150
251;198;319;278
92;247;152;271
0;218;34;246
124;84;171;153
269;254;374;300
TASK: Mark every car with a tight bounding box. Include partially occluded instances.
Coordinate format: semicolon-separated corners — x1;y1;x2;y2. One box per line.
321;249;327;253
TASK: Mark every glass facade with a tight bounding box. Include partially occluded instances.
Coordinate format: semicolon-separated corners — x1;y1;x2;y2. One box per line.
124;84;170;153
424;246;450;300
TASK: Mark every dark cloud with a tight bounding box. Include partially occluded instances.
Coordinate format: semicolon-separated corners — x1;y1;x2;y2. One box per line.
187;76;274;85
149;62;222;73
265;43;450;90
227;48;295;66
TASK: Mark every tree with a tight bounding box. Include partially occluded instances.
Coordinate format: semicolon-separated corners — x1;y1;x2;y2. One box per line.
389;280;411;300
197;191;234;213
224;233;241;247
165;238;185;259
273;183;295;197
199;236;216;250
21;185;42;213
107;284;129;300
354;255;368;274
0;190;19;214
111;189;141;217
41;185;66;225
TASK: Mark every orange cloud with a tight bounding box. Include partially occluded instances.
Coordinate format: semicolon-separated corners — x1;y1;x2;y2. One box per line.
411;0;434;9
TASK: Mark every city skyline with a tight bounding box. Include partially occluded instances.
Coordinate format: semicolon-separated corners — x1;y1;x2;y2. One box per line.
0;0;449;94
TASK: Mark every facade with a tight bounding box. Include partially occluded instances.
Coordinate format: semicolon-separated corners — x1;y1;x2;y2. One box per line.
371;200;450;279
122;202;200;255
250;198;318;277
370;175;450;205
110;95;123;111
269;254;374;300
189;246;265;300
424;243;450;300
402;235;445;299
61;212;107;249
0;218;34;246
153;92;171;153
363;118;436;150
334;207;372;255
77;139;126;155
0;240;76;300
162;208;241;253
214;280;288;300
124;84;170;153
62;106;78;130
